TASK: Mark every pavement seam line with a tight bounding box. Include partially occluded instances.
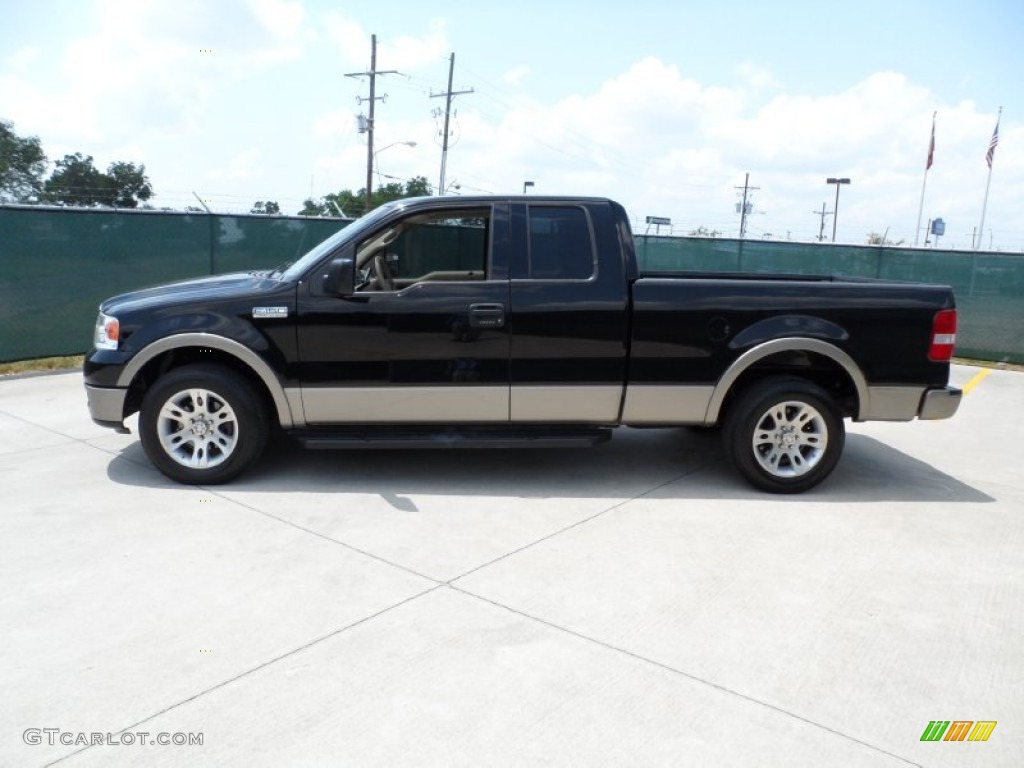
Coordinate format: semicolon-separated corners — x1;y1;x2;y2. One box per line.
447;461;714;585
0;409;154;468
0;409;95;445
205;461;713;591
43;584;444;768
203;488;443;584
449;585;923;768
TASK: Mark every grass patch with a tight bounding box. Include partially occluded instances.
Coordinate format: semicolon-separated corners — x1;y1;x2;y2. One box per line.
0;355;84;376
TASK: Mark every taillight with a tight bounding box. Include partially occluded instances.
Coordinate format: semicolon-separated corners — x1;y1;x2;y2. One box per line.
928;309;957;362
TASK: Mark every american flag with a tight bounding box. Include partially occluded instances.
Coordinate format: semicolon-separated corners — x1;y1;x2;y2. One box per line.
986;118;1000;169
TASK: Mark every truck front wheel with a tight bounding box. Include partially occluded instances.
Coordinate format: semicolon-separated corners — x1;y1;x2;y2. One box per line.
724;377;844;493
139;364;268;485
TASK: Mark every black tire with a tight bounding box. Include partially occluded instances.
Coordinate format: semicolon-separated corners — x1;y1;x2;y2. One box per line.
139;364;269;485
723;377;845;494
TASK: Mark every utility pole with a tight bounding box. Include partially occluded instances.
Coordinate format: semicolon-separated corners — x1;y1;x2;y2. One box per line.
826;177;851;242
734;173;759;239
430;53;473;195
346;34;399;213
813;203;833;242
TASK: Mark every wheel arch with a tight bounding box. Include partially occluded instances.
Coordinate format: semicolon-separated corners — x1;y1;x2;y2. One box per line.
117;333;298;427
705;337;869;424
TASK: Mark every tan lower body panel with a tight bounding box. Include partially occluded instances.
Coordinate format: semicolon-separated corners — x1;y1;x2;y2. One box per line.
300;386;508;424
510;385;623;423
862;386;925;421
620;385;715;425
299;384;628;425
299;383;721;426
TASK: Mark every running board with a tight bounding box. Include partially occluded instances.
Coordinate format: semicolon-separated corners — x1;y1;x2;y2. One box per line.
290;426;613;450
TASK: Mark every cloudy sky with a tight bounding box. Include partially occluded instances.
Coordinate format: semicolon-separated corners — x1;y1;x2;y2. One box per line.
2;0;1022;250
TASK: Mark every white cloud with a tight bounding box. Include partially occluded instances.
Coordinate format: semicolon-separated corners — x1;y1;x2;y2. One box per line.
249;0;306;38
321;13;370;67
504;65;530;87
207;148;265;182
5;0;312;148
6;5;1018;250
7;46;41;71
379;20;448;71
736;61;780;90
322;13;447;71
431;61;1021;246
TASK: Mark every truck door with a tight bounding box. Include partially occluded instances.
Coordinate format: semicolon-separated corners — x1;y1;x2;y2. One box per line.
508;201;630;422
294;203;511;424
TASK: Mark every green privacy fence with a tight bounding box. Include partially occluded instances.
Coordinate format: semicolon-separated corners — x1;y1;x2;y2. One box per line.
1;205;1022;363
0;206;349;362
636;237;1024;364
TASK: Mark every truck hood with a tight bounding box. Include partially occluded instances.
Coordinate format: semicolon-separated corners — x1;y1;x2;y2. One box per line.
100;272;287;316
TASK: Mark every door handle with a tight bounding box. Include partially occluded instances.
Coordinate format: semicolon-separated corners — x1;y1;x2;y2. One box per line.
468;303;505;328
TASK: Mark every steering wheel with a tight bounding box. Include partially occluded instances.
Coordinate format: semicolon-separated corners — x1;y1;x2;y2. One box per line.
372;253;394;291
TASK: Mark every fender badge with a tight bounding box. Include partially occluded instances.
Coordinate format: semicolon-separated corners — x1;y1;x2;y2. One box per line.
252;306;288;318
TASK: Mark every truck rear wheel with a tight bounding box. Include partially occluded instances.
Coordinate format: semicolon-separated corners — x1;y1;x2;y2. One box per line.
724;377;844;493
139;364;268;485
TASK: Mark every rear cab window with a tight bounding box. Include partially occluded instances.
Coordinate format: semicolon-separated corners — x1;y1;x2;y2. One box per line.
523;205;597;281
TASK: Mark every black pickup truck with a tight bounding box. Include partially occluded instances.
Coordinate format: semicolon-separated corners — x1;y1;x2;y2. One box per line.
84;196;961;492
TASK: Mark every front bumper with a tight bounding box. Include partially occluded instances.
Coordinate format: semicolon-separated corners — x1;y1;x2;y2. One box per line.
85;384;130;432
918;385;962;420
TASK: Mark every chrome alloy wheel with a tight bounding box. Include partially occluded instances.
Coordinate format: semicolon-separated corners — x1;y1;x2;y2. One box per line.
156;388;239;469
751;400;828;478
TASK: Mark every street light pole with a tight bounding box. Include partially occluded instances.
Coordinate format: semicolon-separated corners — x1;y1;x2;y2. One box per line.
826;177;850;242
372;141;417;184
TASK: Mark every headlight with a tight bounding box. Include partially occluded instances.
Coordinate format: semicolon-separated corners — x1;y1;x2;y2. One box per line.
94;312;120;350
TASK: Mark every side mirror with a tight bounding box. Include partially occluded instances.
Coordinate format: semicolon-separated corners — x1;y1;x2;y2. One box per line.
321;256;354;295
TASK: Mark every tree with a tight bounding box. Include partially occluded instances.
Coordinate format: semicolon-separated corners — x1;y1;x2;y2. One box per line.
866;232;904;246
324;190;364;216
403;175;431;197
0;119;48;202
373;175;431;205
687;225;722;238
299;176;434;217
43;153;108;206
298;198;328;217
43;153;152;207
250;200;280;214
105;161;152;208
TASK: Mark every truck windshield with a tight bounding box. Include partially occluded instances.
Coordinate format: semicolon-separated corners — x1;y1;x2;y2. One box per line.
279;202;404;282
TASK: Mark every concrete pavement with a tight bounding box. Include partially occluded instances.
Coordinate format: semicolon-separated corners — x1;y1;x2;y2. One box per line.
1;365;1021;767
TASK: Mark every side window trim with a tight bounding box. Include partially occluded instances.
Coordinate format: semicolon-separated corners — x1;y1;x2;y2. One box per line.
355;206;495;293
515;203;599;283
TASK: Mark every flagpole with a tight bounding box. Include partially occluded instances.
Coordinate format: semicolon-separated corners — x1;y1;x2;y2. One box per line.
977;106;1002;252
977;162;994;252
914;111;936;247
914;168;929;247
